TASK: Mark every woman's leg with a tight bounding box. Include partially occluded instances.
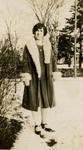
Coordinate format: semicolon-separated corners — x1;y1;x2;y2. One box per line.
32;107;46;138
32;107;41;126
41;108;49;124
41;108;55;132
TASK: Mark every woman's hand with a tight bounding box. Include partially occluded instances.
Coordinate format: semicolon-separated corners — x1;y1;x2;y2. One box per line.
20;73;32;86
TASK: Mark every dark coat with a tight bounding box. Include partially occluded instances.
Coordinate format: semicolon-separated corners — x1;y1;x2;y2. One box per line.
22;45;56;111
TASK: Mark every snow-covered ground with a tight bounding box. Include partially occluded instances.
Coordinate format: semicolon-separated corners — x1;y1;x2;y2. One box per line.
11;78;83;150
57;63;83;69
52;78;83;150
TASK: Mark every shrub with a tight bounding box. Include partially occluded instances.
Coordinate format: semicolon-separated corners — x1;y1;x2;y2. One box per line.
0;38;22;79
0;30;23;115
0;116;22;149
0;26;24;149
59;68;83;77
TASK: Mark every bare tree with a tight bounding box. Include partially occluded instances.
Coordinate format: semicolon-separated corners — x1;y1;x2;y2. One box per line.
28;0;65;27
27;0;65;71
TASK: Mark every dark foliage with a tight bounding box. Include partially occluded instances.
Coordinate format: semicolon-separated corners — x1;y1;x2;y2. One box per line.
58;34;74;66
59;68;83;77
0;116;22;149
59;0;83;68
0;39;22;79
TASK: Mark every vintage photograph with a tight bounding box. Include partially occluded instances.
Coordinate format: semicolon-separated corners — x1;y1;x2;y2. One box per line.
0;0;83;149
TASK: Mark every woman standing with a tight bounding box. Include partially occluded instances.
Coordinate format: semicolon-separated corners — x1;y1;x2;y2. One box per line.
21;23;56;138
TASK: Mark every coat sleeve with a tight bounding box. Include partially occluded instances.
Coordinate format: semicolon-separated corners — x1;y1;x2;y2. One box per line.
22;45;31;73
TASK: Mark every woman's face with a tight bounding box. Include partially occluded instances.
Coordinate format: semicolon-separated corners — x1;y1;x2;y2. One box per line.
34;28;44;40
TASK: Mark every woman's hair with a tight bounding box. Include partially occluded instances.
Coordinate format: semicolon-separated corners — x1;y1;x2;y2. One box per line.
32;23;47;36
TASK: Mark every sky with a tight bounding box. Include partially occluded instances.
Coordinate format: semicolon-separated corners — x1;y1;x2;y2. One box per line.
58;0;74;29
0;0;37;37
0;0;74;46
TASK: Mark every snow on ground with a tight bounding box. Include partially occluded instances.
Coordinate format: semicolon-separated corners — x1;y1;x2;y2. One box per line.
11;126;49;150
52;78;83;150
11;78;83;150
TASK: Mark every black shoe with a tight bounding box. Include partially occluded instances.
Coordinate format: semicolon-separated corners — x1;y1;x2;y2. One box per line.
41;123;55;132
34;125;41;135
40;133;46;138
34;125;46;138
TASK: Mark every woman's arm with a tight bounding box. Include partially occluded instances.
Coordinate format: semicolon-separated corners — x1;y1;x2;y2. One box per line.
20;45;31;86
